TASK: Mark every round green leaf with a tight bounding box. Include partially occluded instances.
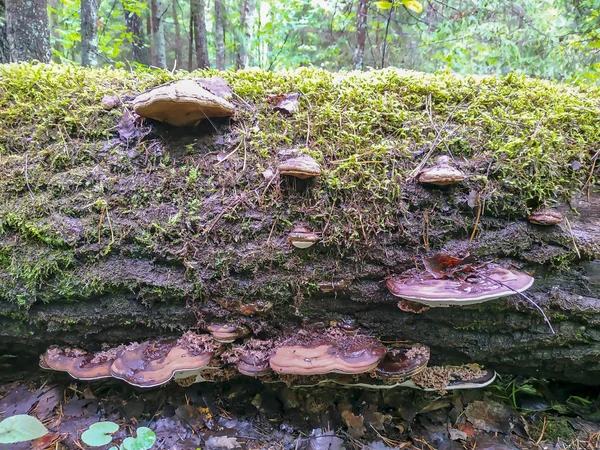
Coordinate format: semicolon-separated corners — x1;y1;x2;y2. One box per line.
0;414;49;444
121;427;156;450
81;421;119;447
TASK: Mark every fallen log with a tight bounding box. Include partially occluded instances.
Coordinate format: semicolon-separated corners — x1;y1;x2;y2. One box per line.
0;63;598;383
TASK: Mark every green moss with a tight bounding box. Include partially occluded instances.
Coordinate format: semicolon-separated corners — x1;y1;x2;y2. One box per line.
0;62;597;309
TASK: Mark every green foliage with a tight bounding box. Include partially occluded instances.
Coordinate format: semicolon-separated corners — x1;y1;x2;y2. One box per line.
0;415;49;444
81;421;156;450
81;421;120;447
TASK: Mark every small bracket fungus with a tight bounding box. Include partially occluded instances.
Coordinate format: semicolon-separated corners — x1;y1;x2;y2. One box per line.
110;338;214;388
279;155;322;179
237;354;272;377
269;331;386;375
407;364;496;392
375;345;430;381
222;338;274;377
40;347;115;381
288;225;319;249
132;79;235;127
207;324;250;343
386;266;534;307
528;208;563;225
418;156;465;186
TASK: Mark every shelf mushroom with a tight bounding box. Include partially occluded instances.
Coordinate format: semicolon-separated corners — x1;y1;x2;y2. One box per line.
528;208;563;225
288;225;319;249
375;345;430;382
132;79;235;127
110;338;214;388
269;332;386;375
386;266;534;307
206;323;250;343
418;156;465;186
40;347;115;381
279;155;322;180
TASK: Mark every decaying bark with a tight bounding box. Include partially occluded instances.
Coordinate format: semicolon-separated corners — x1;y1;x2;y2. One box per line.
5;0;51;63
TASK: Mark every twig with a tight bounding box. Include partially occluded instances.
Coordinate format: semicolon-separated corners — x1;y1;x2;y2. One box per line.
469;198;484;244
203;199;242;235
24;153;34;199
105;207;115;245
477;270;555;334
564;217;581;259
535;415;547;445
97;208;106;244
381;1;394;68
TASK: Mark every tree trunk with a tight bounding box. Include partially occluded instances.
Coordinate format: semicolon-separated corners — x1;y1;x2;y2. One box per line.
236;0;255;69
0;0;7;63
1;66;600;386
187;11;193;71
214;0;225;69
172;0;183;67
123;2;148;65
81;0;100;66
151;0;166;68
191;0;209;68
5;0;51;62
353;0;368;70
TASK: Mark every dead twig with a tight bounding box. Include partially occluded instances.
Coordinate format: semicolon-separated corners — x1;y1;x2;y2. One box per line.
469;198;484;244
564;216;581;259
535;415;547;446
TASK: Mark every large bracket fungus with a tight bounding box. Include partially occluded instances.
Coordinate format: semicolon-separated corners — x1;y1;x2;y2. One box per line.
40;347;116;381
417;155;466;186
386;266;534;307
132;79;235;127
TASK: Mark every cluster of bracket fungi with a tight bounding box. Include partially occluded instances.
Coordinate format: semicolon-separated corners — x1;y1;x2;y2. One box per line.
67;80;564;393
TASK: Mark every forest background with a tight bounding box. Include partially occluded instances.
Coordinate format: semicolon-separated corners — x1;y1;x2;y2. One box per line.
1;0;600;83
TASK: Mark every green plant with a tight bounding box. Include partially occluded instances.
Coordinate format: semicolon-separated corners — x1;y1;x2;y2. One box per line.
0;414;49;446
81;421;156;450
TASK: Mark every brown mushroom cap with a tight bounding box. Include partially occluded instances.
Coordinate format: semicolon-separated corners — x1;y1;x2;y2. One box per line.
375;345;430;381
418;156;465;186
279;155;322;179
288;225;319;249
386;267;534;307
110;339;213;388
133;80;235;127
207;324;250;343
528;208;563;225
237;354;271;377
269;335;386;375
41;347;114;381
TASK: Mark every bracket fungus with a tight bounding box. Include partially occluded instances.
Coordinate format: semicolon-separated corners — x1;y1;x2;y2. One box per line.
528;208;563;225
417;156;465;186
110;337;214;388
207;324;250;343
386;266;534;307
132;79;235;127
40;347;115;381
288;225;320;249
408;364;496;392
269;330;386;375
279;155;322;179
375;345;430;381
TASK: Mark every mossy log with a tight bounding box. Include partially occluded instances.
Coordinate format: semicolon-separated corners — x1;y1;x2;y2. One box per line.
0;64;599;383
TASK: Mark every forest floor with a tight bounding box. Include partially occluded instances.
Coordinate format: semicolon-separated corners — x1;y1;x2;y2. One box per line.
1;368;600;450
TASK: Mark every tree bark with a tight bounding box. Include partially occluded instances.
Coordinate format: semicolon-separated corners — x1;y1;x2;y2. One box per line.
123;1;148;65
191;0;209;68
0;0;7;63
5;0;51;63
1;68;600;386
151;0;166;68
236;0;255;69
353;0;368;70
172;0;183;67
81;0;100;66
214;0;225;69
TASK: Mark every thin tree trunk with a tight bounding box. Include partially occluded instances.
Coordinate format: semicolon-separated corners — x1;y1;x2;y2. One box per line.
81;0;100;66
236;0;255;69
214;0;225;69
146;11;152;64
5;0;51;63
191;0;209;68
352;0;368;70
123;2;148;65
151;0;166;68
187;12;193;71
172;0;182;66
0;0;7;63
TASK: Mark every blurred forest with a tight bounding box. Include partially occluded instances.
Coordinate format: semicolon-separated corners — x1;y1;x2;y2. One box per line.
0;0;600;82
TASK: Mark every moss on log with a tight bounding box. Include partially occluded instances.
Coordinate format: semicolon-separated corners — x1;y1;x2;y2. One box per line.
0;63;599;383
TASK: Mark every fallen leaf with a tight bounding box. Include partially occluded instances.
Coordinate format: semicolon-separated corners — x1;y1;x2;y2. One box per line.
205;435;241;449
465;400;513;434
423;253;473;279
266;93;300;115
118;110;137;143
341;410;366;438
